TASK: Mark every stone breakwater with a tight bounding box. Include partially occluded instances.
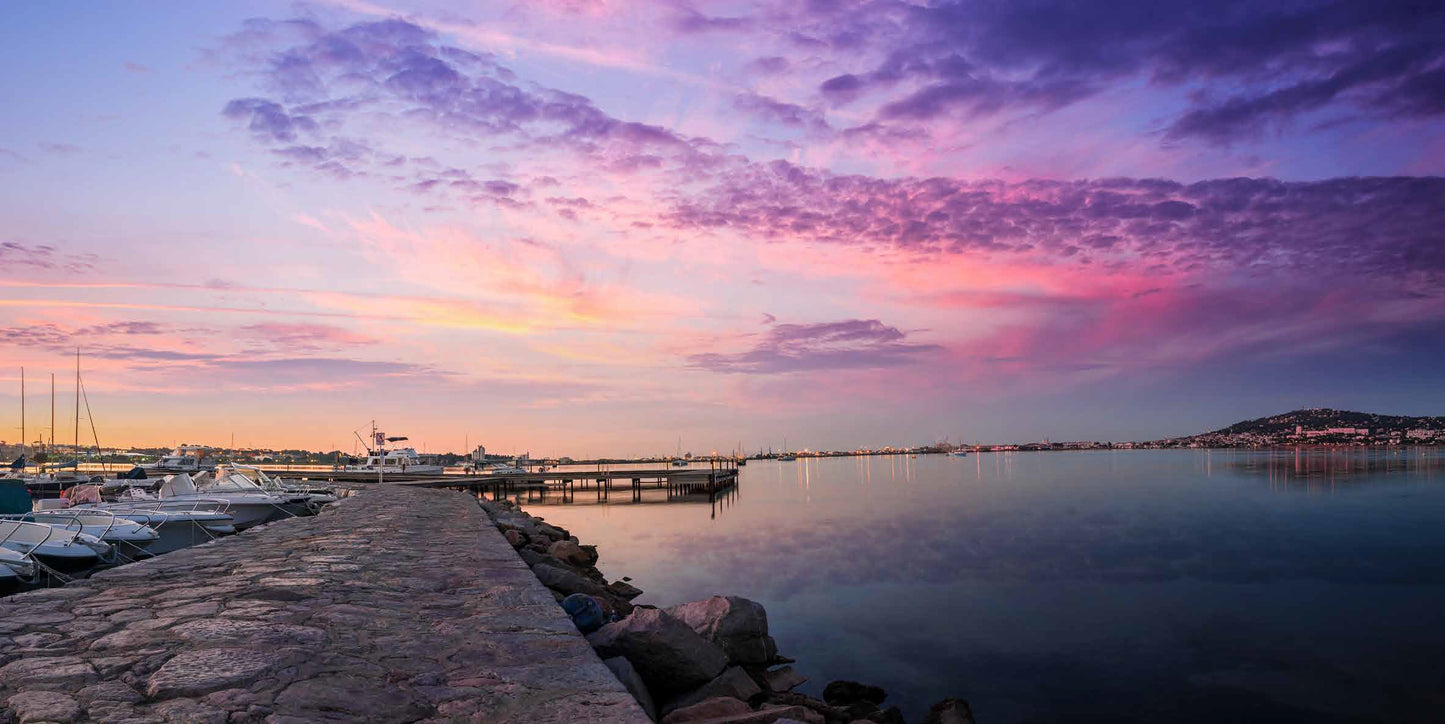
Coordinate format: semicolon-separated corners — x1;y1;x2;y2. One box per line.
0;484;648;723
479;497;977;724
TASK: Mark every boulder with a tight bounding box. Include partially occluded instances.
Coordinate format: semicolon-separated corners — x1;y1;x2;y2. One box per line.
503;529;527;547
587;608;728;696
822;681;887;707
548;540;593;567
922;698;975;724
517;548;548;567
7;691;81;724
665;596;777;665
531;561;609;598
662;696;748;724
664;666;763;716
607;580;645;600
561;594;605;634
760;666;807;693
603;657;658;722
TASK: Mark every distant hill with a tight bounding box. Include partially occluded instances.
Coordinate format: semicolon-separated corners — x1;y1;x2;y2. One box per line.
1213;409;1445;435
1150;408;1445;447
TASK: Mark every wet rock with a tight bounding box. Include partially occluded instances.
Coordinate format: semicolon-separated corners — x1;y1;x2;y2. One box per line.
922;697;976;724
822;681;887;707
532;560;610;598
7;690;81;724
604;656;658;722
587;608;728;697
146;648;286;698
549;540;594;567
661;696;749;724
664;666;763;716
607;580;645;600
760;666;807;693
666;596;778;665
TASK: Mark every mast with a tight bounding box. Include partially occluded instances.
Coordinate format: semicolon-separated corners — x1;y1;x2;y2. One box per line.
74;348;80;463
50;373;54;450
19;367;25;465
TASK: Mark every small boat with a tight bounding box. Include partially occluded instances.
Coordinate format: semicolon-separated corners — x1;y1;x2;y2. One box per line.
949;450;970;457
123;473;292;530
207;466;334;515
0;519;113;571
79;503;236;555
671;459;690;467
0;546;37;589
7;510;159;558
777;455;797;462
472;461;526;475
140;445;218;474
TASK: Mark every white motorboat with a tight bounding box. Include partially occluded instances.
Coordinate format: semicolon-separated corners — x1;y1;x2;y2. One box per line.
0;546;37;588
128;474;291;530
79;502;236;555
471;461;526;475
6;510;159;557
140;445;217;474
0;519;113;571
948;450;970;457
215;465;336;509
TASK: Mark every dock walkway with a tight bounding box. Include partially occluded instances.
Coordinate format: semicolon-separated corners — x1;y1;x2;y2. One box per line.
0;485;649;723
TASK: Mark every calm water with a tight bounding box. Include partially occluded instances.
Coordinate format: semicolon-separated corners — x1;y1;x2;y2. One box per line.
519;450;1445;723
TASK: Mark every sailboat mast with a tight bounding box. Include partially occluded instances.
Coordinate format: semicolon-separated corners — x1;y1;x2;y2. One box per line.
74;348;80;460
50;373;55;450
19;367;25;463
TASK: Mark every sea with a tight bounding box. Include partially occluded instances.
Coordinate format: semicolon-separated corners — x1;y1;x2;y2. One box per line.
520;449;1445;723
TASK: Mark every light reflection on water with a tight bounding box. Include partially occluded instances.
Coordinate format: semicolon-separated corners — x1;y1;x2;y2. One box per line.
519;450;1445;723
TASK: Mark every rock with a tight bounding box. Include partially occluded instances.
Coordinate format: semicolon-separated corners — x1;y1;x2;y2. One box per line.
606;580;645;600
548;540;594;567
664;666;763;716
822;681;887;707
146;648;286;698
587;608;728;696
7;690;81;724
872;706;906;724
580;544;600;565
922;698;976;724
531;561;610;598
661;696;749;724
666;596;777;665
503;529;527;547
604;656;658;722
517;548;548;567
760;666;807;693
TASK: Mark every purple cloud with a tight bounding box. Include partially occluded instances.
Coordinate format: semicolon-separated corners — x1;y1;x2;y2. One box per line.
795;0;1445;143
665;163;1445;282
222;98;318;143
689;319;940;373
0;242;98;273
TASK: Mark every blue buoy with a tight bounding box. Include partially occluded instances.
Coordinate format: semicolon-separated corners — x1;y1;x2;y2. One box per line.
561;594;604;634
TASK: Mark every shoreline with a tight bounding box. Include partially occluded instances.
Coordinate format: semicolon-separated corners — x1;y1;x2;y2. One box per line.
476;496;975;724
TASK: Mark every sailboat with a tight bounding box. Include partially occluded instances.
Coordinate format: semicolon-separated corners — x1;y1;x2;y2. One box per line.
777;437;797;462
671;437;689;466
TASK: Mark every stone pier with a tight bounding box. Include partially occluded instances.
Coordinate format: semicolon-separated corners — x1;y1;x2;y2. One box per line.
0;485;650;723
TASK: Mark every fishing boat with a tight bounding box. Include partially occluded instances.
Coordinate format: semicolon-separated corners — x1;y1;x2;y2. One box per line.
343;423;445;474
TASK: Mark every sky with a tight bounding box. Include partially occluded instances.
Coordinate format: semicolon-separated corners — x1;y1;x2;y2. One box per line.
1;1;1443;457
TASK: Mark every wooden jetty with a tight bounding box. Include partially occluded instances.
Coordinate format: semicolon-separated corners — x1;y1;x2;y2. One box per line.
265;461;741;503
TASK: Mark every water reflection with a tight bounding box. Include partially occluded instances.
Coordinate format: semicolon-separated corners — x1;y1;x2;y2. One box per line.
522;450;1445;723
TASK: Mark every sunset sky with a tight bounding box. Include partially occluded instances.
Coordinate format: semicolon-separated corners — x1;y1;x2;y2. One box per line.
2;1;1443;456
